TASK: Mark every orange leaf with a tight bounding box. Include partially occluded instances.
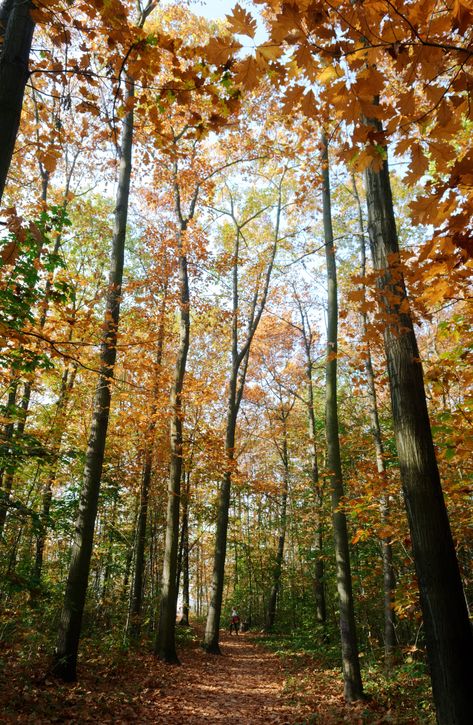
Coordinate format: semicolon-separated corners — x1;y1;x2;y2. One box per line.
1;241;19;265
226;3;257;38
205;37;241;66
233;56;259;90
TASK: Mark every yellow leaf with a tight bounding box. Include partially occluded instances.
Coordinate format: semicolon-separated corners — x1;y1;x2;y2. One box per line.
256;43;283;62
318;65;338;84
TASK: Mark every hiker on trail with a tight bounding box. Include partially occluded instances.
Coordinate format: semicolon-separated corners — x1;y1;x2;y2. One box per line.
229;607;240;635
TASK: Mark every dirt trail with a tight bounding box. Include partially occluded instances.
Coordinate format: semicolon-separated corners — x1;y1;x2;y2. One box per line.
140;630;314;724
3;627;402;723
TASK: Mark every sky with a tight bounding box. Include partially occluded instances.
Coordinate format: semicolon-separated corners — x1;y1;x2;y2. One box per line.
189;0;241;20
188;0;267;44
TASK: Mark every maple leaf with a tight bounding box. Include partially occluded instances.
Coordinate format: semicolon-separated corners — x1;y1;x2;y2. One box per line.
256;43;283;63
452;0;473;32
233;56;259;90
225;4;257;38
301;89;317;118
0;240;19;265
405;143;429;185
281;84;304;114
293;43;316;74
205;37;242;66
318;64;338;84
39;149;60;174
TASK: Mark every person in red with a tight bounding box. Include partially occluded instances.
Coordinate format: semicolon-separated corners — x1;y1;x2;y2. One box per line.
229;607;240;635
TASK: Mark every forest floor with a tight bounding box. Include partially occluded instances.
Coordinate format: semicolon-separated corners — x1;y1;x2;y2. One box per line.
0;624;434;724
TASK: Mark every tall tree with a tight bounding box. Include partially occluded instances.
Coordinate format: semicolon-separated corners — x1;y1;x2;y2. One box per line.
203;170;284;653
0;0;35;202
363;120;473;724
293;288;326;624
52;1;156;681
351;174;396;666
155;147;196;664
128;278;168;642
264;394;292;631
321;133;364;702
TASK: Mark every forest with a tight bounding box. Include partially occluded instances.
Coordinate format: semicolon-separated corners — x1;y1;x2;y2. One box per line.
0;1;472;723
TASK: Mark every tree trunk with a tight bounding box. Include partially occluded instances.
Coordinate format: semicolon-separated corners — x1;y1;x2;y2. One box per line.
352;174;396;665
179;472;190;626
155;225;190;664
128;301;167;641
265;419;289;631
203;176;281;654
298;297;326;625
33;364;78;584
51;77;134;682
0;0;35;202
364;126;473;725
321;132;364;702
0;381;18;536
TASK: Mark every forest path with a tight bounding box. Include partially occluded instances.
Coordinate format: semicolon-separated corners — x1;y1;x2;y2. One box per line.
139;629;314;724
3;625;415;723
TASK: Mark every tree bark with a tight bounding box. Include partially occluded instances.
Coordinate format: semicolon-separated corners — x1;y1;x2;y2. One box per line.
295;293;326;624
364;126;473;725
155;211;190;663
178;471;190;626
265;410;289;631
352;174;396;666
33;363;78;584
0;0;35;202
0;381;18;536
52;77;135;682
321;132;364;702
128;297;167;642
203;412;235;653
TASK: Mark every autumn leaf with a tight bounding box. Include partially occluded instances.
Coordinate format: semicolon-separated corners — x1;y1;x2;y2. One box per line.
300;89;317;118
256;43;283;63
204;36;242;66
1;240;19;265
233;56;259;90
452;0;473;32
40;149;60;174
281;84;304;113
225;4;257;38
317;64;339;84
405;143;428;185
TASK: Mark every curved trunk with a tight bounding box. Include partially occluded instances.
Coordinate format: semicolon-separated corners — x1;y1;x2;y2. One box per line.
0;0;35;202
52;78;134;682
322;133;364;702
203;180;281;654
364;124;473;725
